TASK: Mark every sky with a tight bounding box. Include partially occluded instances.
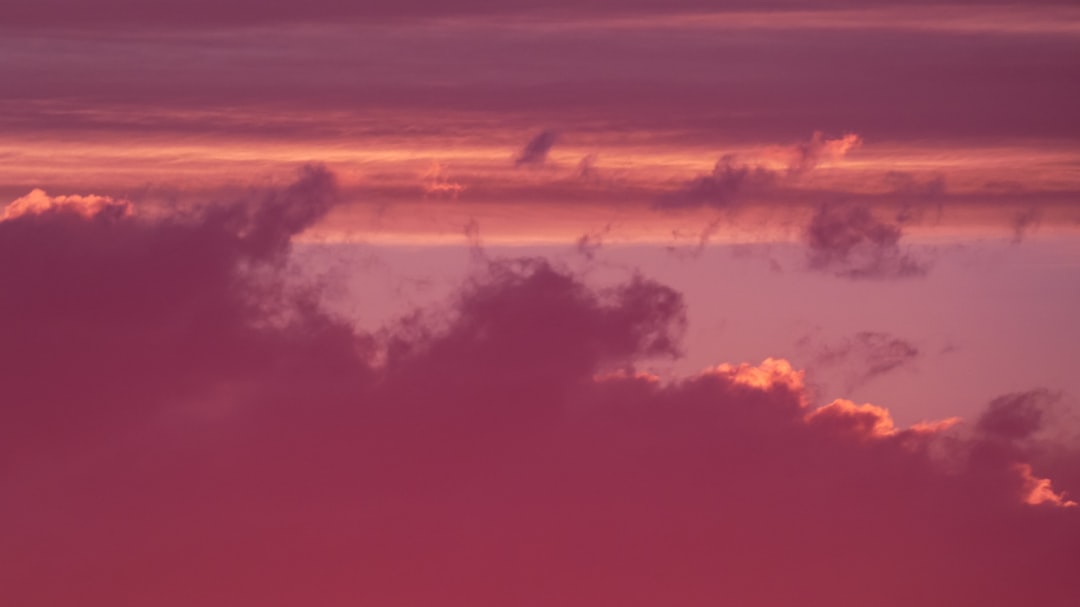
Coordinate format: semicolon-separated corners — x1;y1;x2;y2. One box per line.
2;2;1079;605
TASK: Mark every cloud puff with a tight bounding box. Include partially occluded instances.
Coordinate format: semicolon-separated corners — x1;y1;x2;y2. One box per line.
1011;207;1041;243
808;330;920;390
978;389;1056;441
1;168;1077;606
805;204;929;279
514;129;559;167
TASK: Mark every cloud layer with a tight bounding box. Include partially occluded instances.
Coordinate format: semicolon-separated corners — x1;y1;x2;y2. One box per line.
1;168;1077;606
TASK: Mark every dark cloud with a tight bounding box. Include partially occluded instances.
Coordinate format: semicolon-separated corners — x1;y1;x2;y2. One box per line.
514;129;559;167
577;153;600;179
805;204;930;279
1;169;1078;605
977;389;1057;442
1011;207;1041;243
574;223;612;261
787;132;861;177
657;155;777;209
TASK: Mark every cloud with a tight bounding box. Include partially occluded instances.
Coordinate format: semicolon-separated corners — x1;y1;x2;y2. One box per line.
977;389;1057;441
808;330;920;390
786;131;862;177
658;132;859;209
577;153;600;179
1;188;133;221
1;168;1077;605
422;162;466;198
805;204;929;279
1011;207;1041;243
657;154;778;209
575;223;612;260
514;129;559;167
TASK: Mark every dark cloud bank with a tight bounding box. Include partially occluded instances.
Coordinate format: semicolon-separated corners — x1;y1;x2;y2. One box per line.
1;167;1078;606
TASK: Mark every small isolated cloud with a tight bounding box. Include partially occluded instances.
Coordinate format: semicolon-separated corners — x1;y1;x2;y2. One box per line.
575;223;612;261
805;204;929;279
970;389;1078;507
1011;207;1041;243
514;129;559;167
664;217;724;260
977;389;1057;442
810;330;920;390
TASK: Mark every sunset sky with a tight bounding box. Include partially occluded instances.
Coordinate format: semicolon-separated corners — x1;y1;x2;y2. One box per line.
3;2;1079;605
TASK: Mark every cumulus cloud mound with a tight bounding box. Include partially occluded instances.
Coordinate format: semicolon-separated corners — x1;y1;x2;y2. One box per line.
2;168;1079;606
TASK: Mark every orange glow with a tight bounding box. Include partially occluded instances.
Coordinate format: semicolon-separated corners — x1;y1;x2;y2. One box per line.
1;189;133;222
707;358;807;395
1015;463;1078;508
808;399;899;438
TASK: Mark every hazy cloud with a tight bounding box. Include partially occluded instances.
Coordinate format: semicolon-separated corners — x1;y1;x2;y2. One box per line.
658;133;860;209
805;204;929;279
810;330;921;389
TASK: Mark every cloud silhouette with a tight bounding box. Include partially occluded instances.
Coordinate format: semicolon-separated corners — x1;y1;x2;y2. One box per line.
808;330;921;390
1;168;1077;606
787;131;862;177
657;154;778;209
514;129;559;167
805;204;929;279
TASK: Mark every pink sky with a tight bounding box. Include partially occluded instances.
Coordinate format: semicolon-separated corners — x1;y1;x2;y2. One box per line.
2;3;1079;605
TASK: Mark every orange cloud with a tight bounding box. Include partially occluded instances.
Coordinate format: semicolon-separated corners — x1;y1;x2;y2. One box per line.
706;357;806;395
1015;463;1078;508
807;398;898;438
2;189;133;222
